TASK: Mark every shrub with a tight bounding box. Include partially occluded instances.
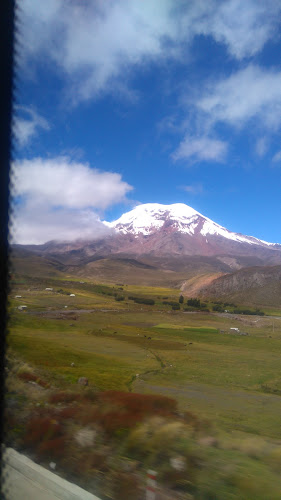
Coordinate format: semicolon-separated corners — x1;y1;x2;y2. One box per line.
115;295;125;301
233;308;264;316
179;295;184;304
172;303;180;310
58;406;79;420
48;391;83;404
187;298;201;308
133;297;155;305
18;371;49;388
37;436;66;459
24;415;64;448
91;392;177;436
212;304;224;312
99;391;177;413
113;471;142;500
126;417;198;467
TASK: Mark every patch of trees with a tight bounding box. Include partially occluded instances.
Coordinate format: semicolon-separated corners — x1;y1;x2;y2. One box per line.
233;308;265;316
162;300;180;307
212;304;224;312
184;298;209;312
212;304;264;315
128;296;155;305
187;298;201;308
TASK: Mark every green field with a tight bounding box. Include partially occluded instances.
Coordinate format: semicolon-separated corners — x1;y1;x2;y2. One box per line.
6;274;281;499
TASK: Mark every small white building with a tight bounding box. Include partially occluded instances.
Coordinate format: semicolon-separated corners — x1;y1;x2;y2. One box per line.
70;294;75;297
45;288;53;291
18;305;27;310
230;327;239;332
15;295;22;298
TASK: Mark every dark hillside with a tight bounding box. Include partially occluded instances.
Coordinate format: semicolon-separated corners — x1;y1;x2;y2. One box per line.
199;265;281;307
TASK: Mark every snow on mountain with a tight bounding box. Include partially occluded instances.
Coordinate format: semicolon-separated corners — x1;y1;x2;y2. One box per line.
105;203;276;248
20;202;281;271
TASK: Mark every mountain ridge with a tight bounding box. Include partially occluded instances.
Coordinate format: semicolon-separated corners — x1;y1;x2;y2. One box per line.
13;203;281;277
105;203;279;247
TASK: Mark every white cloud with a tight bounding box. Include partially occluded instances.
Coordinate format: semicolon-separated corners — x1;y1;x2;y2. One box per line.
196;0;281;60
272;150;281;163
171;65;281;163
13;107;50;146
255;137;268;157
11;157;133;244
181;183;204;195
10;205;113;245
20;1;281;102
198;65;281;130
172;136;227;163
18;2;281;167
12;157;132;210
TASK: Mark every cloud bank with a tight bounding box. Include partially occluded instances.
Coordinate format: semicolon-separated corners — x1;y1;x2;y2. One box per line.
20;0;281;103
11;157;133;244
18;1;281;165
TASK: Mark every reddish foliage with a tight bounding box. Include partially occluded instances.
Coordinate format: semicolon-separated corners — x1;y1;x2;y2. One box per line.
48;391;83;404
48;389;97;405
58;406;79;419
24;416;64;447
37;436;66;458
18;371;49;388
113;472;142;500
101;411;140;435
90;391;178;436
90;452;108;470
71;451;108;476
99;391;177;413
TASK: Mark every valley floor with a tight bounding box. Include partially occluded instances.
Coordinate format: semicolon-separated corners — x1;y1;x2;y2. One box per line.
4;274;281;499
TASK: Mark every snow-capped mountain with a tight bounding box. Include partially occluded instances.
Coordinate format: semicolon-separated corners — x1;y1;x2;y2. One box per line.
19;203;281;271
106;203;277;249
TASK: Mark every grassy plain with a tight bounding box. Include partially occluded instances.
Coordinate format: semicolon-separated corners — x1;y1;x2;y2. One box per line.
6;273;281;499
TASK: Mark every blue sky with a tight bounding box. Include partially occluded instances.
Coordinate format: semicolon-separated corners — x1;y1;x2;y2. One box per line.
12;0;281;244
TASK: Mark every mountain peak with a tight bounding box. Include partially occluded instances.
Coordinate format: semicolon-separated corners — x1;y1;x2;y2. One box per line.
105;203;277;249
105;203;202;236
